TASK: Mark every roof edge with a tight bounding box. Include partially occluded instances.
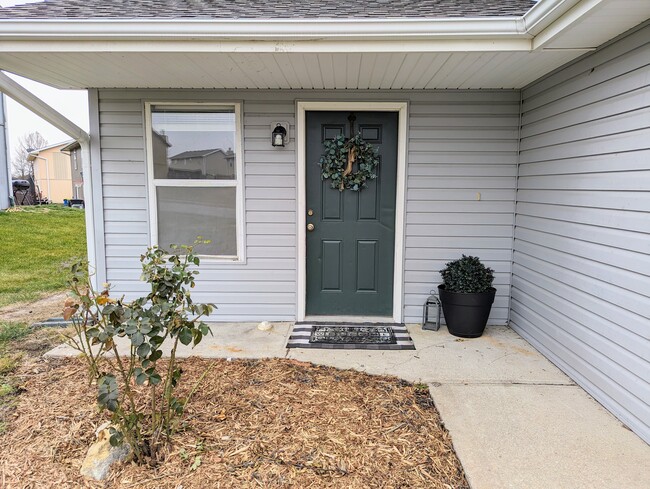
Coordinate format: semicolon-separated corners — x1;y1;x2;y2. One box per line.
27;139;75;158
523;0;582;34
0;17;531;41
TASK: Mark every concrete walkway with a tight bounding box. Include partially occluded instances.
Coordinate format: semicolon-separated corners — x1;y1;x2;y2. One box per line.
47;323;650;488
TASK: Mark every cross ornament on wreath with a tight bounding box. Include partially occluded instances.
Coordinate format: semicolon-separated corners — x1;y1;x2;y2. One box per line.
318;113;380;191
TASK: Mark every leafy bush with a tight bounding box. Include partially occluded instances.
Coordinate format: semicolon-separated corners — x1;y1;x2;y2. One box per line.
440;255;495;293
65;244;215;463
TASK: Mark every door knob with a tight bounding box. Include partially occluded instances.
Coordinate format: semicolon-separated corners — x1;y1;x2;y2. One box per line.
307;223;315;232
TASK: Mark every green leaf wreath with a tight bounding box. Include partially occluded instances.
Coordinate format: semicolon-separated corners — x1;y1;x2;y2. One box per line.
318;133;380;191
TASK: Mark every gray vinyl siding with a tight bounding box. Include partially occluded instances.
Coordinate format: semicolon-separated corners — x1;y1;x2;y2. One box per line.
511;24;650;444
97;89;519;323
404;93;519;323
100;92;298;321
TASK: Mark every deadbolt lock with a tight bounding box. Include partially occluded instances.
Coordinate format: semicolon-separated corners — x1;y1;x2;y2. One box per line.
307;209;314;216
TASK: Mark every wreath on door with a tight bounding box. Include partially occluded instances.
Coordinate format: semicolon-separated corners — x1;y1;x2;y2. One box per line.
318;133;379;191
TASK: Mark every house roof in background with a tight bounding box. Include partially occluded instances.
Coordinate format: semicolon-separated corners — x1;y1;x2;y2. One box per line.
60;140;80;152
26;139;74;159
0;0;537;19
170;149;229;160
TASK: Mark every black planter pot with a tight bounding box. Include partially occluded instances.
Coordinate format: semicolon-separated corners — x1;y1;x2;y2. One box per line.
438;285;496;338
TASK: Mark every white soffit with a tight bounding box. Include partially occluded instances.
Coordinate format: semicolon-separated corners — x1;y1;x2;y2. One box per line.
0;0;647;90
0;51;582;90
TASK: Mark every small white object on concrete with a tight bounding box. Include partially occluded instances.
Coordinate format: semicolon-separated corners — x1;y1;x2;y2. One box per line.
257;320;273;331
80;425;132;481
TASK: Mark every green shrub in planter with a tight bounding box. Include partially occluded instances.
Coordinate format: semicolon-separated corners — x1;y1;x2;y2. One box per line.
438;255;496;338
440;255;494;293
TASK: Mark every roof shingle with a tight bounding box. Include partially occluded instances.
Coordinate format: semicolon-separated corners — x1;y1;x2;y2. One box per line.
0;0;537;20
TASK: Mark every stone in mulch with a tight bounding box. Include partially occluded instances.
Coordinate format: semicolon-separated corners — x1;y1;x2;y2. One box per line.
80;423;132;480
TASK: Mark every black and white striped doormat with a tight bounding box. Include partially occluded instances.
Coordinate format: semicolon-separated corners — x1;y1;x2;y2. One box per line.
287;322;415;350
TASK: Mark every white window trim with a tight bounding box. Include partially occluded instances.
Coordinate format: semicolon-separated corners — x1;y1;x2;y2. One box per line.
144;101;246;263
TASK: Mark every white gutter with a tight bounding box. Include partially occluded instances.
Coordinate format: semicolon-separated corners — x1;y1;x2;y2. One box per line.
0;71;98;287
0;0;580;44
0;17;530;41
523;0;582;35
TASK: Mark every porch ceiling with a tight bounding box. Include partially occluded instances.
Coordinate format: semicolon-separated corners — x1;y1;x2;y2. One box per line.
0;50;584;90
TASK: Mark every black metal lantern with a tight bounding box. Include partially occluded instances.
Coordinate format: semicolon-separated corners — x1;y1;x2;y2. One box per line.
422;291;441;331
271;123;287;147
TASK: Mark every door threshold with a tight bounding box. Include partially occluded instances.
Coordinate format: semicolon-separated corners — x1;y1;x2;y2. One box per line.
303;315;395;324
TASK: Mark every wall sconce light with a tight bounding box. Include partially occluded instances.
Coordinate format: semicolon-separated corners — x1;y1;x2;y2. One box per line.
271;123;288;147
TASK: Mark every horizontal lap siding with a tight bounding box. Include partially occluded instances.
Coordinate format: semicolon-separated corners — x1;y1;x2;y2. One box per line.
404;92;520;324
99;90;297;321
98;89;519;324
512;24;650;444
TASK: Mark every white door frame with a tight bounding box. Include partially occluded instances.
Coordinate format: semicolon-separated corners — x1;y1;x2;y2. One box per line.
296;101;408;323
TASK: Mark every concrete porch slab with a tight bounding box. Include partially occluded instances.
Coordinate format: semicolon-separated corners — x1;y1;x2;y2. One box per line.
47;323;570;385
286;325;573;385
431;383;650;489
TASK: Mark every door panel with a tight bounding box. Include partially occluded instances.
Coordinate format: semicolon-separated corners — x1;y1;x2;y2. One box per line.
322;180;343;220
306;111;398;316
356;240;378;292
321;240;342;291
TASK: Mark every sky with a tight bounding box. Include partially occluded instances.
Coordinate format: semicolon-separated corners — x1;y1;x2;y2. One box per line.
2;74;89;164
1;1;89;164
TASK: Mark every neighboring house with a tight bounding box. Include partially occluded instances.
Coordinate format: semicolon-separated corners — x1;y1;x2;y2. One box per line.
167;148;235;180
0;0;648;444
28;140;77;203
61;140;84;200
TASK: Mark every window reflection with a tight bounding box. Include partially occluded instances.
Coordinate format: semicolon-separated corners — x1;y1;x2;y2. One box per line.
151;109;236;180
157;187;237;256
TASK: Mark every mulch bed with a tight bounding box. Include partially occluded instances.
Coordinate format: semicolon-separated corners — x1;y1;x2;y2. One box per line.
0;357;468;488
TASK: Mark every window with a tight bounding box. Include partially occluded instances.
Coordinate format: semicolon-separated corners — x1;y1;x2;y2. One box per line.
146;103;244;260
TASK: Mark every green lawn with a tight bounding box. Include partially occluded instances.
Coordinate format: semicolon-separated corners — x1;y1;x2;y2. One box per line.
0;205;87;307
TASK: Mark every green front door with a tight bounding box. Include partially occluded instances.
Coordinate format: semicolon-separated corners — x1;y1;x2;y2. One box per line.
306;111;398;316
